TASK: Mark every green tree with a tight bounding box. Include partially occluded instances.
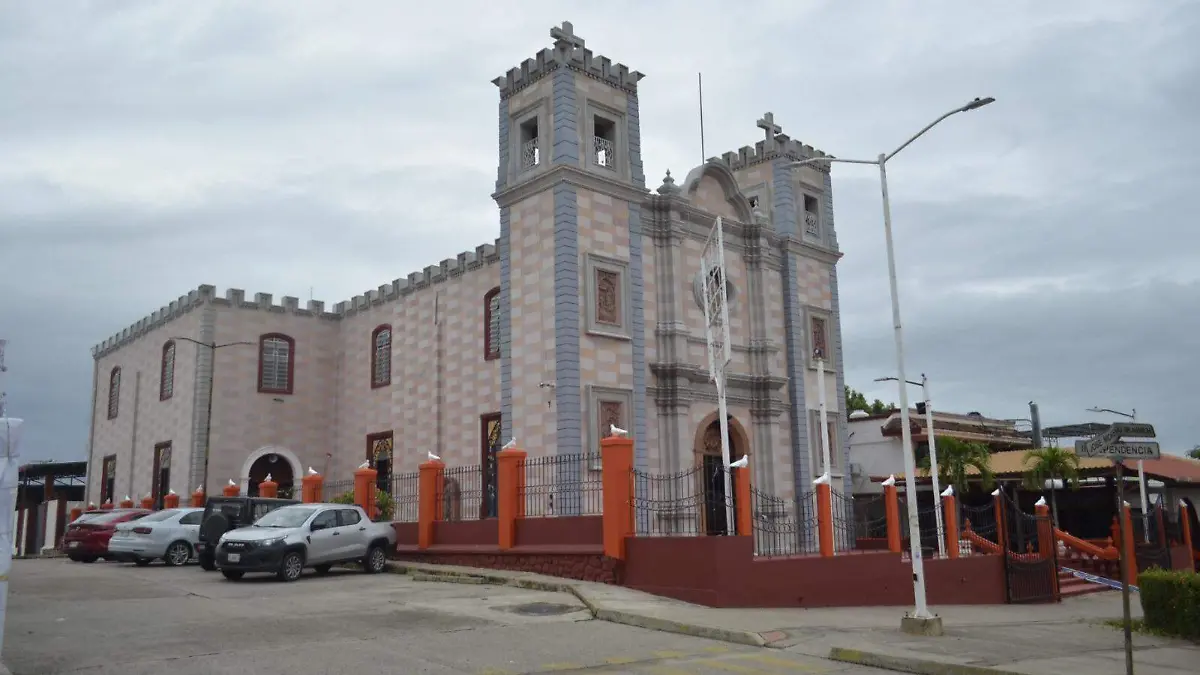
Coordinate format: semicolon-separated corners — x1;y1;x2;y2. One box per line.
918;436;995;495
845;386;893;416
1188;446;1200;460
1021;446;1081;527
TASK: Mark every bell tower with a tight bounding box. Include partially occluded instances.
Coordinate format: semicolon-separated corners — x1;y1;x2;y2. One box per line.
492;22;648;466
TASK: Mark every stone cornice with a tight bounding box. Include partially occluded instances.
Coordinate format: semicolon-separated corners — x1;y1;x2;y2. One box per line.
492;165;650;208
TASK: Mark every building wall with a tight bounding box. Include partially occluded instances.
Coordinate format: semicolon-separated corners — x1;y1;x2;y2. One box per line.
88;306;204;504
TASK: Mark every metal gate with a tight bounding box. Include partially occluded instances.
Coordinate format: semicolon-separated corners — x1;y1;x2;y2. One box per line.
1001;492;1059;604
1131;503;1173;572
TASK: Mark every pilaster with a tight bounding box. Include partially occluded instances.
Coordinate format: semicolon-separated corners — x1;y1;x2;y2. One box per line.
499;207;513;442
553;184;582;457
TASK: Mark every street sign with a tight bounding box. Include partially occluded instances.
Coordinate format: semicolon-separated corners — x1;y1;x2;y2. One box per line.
1075;440;1161;460
1110;422;1156;439
1078;425;1122;456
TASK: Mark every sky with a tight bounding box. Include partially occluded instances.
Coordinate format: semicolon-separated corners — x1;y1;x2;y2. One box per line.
1;0;1198;463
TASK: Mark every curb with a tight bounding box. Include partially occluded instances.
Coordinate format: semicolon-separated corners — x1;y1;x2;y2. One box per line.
828;648;1026;675
387;563;766;648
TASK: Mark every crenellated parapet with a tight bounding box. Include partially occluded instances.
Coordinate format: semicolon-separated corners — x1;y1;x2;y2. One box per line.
492;21;644;101
91;240;502;358
713;134;832;173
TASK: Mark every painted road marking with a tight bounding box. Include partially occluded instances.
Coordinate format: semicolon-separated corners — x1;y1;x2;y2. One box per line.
743;653;834;672
692;658;762;673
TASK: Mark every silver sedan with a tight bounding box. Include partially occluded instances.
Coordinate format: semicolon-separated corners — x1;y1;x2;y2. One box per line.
109;507;204;566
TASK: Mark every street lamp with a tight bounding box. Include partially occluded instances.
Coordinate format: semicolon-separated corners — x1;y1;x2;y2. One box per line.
171;337;255;493
787;96;995;629
876;374;945;559
1088;406;1149;542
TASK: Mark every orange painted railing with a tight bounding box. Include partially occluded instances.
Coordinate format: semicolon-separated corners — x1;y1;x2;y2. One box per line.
1054;528;1118;561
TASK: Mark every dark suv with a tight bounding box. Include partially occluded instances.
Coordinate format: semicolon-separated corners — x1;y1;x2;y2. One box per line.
196;496;299;571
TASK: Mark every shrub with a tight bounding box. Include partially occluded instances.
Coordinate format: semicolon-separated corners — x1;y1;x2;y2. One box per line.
328;488;393;521
1139;568;1200;640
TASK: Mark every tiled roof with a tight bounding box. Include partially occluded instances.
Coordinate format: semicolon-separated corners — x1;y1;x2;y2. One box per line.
885;449;1200;484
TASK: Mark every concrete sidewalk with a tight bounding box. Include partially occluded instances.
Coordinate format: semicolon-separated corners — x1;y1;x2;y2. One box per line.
389;561;1199;675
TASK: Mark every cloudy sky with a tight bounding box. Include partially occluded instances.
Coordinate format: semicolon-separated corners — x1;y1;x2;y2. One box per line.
2;0;1197;463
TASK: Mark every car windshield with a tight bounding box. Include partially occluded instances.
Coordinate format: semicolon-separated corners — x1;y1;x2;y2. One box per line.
83;511;139;525
138;509;180;522
253;505;318;528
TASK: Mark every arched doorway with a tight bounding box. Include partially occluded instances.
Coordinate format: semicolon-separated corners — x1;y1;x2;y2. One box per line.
693;413;751;536
247;452;295;498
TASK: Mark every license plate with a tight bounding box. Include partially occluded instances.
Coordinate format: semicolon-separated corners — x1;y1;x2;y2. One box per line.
227;553;240;563
68;541;79;548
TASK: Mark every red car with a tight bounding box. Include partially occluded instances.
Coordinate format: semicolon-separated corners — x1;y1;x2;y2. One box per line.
62;509;151;562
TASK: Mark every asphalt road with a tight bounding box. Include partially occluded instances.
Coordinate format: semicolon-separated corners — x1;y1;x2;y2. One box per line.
4;558;882;674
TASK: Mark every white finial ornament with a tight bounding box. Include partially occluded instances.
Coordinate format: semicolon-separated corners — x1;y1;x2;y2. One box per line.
168;489;176;495
991;488;1001;496
265;473;272;482
357;460;370;470
196;485;203;493
941;485;954;497
227;479;236;487
609;424;628;438
881;475;896;487
427;451;442;462
501;438;517;450
812;472;831;486
1035;496;1047;507
308;467;318;476
729;454;748;469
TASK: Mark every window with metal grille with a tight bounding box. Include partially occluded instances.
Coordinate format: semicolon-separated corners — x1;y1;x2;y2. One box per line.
107;367;121;419
258;334;294;394
160;341;176;401
484;287;501;360
371;325;392;388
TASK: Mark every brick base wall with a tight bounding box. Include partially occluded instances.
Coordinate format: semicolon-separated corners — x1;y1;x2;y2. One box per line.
396;552;622;584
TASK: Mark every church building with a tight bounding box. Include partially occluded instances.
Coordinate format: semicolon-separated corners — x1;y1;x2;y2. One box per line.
85;22;851;515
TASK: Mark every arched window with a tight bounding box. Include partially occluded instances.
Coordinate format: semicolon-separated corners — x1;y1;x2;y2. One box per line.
160;340;176;401
484;287;501;361
107;367;121;419
371;325;392;388
258;333;295;395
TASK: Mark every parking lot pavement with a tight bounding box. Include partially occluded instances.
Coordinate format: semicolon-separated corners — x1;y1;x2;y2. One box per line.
4;559;882;675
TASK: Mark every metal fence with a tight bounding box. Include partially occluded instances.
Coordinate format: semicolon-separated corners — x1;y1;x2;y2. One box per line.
518;452;602;517
439;464;486;522
853;495;889;540
898;496;942;557
752;488;818;557
831;490;867;553
321;479;356;503
631;466;722;536
389;471;420;523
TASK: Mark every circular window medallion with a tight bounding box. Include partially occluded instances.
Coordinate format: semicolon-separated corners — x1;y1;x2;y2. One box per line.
692;268;738;314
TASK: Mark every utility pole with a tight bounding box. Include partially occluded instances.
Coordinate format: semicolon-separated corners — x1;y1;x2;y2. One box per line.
1029;401;1043;449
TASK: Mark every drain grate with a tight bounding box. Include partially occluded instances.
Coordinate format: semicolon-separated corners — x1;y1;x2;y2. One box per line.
498;602;582;616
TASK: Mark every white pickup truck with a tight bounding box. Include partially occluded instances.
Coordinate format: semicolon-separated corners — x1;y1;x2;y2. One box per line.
213;503;396;582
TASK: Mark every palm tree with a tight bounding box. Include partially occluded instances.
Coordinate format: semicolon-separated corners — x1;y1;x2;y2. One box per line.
1022;446;1081;526
917;437;995;495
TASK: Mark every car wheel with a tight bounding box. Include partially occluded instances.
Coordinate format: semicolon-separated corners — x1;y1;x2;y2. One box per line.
199;551;216;571
278;551;304;582
164;541;192;567
134;558;152;567
78;556;97;564
314;564;332;575
221;570;244;581
363;545;387;574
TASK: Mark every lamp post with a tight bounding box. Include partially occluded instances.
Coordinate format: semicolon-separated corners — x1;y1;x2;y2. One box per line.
787;96;995;628
815;348;834;548
876;374;945;559
171;337;255;494
1088;406;1149;542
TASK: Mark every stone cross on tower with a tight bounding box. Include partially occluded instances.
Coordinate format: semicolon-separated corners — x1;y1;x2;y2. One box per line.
551;21;586;51
757;112;782;150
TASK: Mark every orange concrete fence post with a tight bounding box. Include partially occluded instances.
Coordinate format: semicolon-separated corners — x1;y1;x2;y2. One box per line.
302;471;323;503
496;445;527;550
100;501;113;511
163;491;180;509
943;493;960;559
140;494;155;510
191;487;206;508
354;466;379;519
1121;503;1138;587
69;507;82;523
119;496;134;509
418;459;445;549
993;490;1008;553
259;474;279;499
222;481;240;497
734;465;752;537
884;482;901;553
1035;503;1053;560
816;482;834;557
1180;501;1194;556
600;435;635;560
